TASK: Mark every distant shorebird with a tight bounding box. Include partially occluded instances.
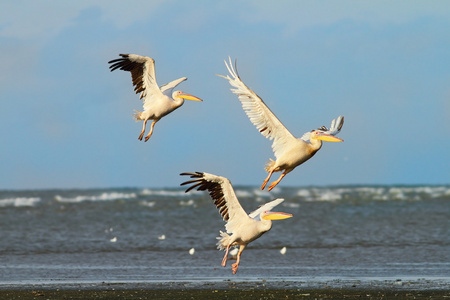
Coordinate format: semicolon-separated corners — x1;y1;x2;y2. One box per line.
181;172;293;274
108;54;202;141
219;58;344;190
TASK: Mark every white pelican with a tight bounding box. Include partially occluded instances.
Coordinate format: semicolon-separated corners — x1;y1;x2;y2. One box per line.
219;58;344;191
180;172;293;274
108;54;203;141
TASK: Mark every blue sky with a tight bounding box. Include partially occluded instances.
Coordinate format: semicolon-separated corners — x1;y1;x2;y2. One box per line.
1;1;449;189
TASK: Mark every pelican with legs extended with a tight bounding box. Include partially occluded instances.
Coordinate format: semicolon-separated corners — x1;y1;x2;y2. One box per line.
108;54;203;141
180;172;293;274
219;58;344;191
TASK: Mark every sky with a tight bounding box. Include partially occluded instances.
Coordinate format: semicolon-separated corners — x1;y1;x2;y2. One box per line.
0;0;449;190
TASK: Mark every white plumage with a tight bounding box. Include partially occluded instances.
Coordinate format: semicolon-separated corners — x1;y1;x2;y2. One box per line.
108;54;202;141
181;172;293;274
219;57;344;190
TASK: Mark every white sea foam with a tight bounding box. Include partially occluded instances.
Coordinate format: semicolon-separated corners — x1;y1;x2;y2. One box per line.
283;202;300;208
141;189;190;197
235;190;253;198
388;187;406;200
179;199;195;206
0;197;41;207
317;190;343;202
139;201;155;208
55;192;136;203
251;189;272;198
290;185;450;202
297;189;311;198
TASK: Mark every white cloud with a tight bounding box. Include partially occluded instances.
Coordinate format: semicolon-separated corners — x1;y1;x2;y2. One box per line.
0;0;167;90
0;0;166;40
2;1;450;41
245;0;450;34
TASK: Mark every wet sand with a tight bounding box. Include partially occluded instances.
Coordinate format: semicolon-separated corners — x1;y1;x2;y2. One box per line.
1;288;449;299
1;280;449;299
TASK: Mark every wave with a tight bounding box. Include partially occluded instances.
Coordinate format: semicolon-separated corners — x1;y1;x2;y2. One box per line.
1;185;448;206
139;200;155;208
140;189;190;197
55;192;137;203
0;197;41;207
293;186;450;202
179;199;196;206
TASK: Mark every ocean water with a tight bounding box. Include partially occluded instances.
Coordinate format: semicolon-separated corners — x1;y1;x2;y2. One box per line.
0;185;449;288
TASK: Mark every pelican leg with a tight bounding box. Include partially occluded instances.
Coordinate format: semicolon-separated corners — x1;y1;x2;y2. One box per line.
261;169;275;190
221;244;231;267
144;120;157;142
231;245;245;275
138;119;148;141
268;172;286;191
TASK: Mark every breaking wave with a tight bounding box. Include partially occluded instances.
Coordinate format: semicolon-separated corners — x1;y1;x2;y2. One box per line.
0;197;41;207
55;192;137;203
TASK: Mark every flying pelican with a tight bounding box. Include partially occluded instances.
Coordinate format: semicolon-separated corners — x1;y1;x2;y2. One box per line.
108;54;203;141
219;58;344;191
180;172;293;274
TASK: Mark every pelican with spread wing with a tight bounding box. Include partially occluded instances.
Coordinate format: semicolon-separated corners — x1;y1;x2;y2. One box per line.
219;58;344;191
180;172;293;274
108;54;202;141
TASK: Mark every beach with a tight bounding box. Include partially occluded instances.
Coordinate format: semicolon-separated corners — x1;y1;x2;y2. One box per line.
1;280;449;299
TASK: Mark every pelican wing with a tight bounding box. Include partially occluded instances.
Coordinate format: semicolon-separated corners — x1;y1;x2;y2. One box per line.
301;115;345;141
219;58;297;159
248;198;284;220
180;172;249;230
108;53;164;105
160;77;187;96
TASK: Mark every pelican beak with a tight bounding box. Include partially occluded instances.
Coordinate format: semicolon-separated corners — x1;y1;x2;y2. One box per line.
313;132;343;142
262;211;293;220
179;92;203;102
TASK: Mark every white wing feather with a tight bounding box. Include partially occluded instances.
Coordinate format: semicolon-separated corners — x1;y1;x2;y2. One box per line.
248;198;284;220
181;172;250;234
300;115;344;141
219;57;297;159
160;77;187;96
324;115;344;136
124;54;161;97
120;54;169;112
202;173;249;228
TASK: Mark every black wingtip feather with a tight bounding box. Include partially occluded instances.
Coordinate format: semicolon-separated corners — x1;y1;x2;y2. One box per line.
338;116;344;131
180;171;229;221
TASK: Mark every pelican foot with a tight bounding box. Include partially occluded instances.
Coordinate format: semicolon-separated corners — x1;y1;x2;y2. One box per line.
231;262;239;274
267;183;277;191
261;181;268;190
221;257;227;267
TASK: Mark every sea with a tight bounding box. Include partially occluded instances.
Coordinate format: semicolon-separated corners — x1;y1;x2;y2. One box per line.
0;185;449;290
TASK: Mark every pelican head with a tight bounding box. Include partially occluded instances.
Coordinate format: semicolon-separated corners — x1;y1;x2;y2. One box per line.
261;211;293;220
310;130;343;142
173;91;203;102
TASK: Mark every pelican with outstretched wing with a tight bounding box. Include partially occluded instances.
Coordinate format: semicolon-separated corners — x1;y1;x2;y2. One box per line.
180;172;293;274
108;54;203;141
219;58;344;191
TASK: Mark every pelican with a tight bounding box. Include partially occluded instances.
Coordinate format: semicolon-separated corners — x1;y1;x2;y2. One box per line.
180;172;293;274
108;54;203;141
219;58;344;191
